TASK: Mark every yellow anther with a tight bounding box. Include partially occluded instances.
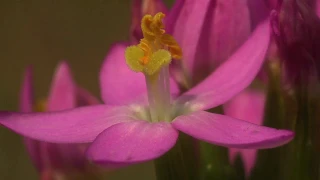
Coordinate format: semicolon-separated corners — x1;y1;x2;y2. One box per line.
138;38;152;65
151;12;166;36
141;15;155;41
141;12;166;41
160;34;182;59
125;46;145;72
145;49;171;75
125;12;182;75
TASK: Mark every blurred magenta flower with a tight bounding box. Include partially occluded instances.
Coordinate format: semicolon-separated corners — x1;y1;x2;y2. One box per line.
129;0;252;88
131;0;274;88
20;62;100;178
161;1;273;174
165;0;278;88
271;0;320;84
167;0;252;86
224;89;266;177
0;13;293;166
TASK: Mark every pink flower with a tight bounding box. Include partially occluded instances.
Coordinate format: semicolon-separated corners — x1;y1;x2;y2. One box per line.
0;13;293;166
224;89;266;177
20;62;99;178
271;0;320;84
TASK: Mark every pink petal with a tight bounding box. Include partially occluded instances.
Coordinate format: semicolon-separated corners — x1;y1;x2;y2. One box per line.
47;62;76;111
0;105;136;143
100;43;179;105
168;0;251;85
87;121;178;164
169;0;211;64
19;67;44;170
248;0;270;30
176;20;271;111
76;87;100;106
25;140;87;172
100;43;146;105
318;0;320;18
168;0;211;77
20;66;34;113
165;0;184;34
172;111;294;149
193;0;251;82
229;149;256;177
223;89;266;176
19;64;98;171
224;89;265;125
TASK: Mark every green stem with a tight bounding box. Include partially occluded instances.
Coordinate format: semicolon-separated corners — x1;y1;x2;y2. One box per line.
198;106;242;180
280;76;320;180
251;62;320;180
154;133;199;180
250;62;286;180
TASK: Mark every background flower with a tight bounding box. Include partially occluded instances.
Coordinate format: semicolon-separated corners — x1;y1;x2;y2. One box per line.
20;62;101;179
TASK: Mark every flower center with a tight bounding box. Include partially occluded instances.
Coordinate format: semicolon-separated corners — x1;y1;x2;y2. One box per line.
125;12;182;122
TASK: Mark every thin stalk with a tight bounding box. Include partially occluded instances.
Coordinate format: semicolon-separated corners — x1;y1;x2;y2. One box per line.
154;133;199;180
145;66;171;122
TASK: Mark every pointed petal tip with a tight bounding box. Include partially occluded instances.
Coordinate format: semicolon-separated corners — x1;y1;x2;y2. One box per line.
229;148;257;177
172;111;294;149
54;61;73;80
56;60;70;69
24;65;33;75
0;105;135;143
87;121;178;164
177;19;271;111
48;61;76;110
257;129;294;149
22;65;34;85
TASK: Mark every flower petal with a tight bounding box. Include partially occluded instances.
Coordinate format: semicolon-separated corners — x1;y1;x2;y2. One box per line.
0;105;136;143
100;43;179;105
176;20;271;111
19;67;44;170
168;0;211;63
100;43;147;105
224;89;265;125
87;121;178;164
198;0;250;69
76;87;100;106
248;0;270;30
47;62;76;111
20;66;34;113
229;149;256;177
167;0;211;76
223;89;265;176
318;0;320;18
172;111;294;149
19;64;98;171
168;0;251;86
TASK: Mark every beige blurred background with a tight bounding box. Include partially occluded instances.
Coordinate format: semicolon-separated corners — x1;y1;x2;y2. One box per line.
0;0;173;179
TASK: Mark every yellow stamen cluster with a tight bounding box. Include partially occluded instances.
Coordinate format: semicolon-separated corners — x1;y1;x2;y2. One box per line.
125;12;182;75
